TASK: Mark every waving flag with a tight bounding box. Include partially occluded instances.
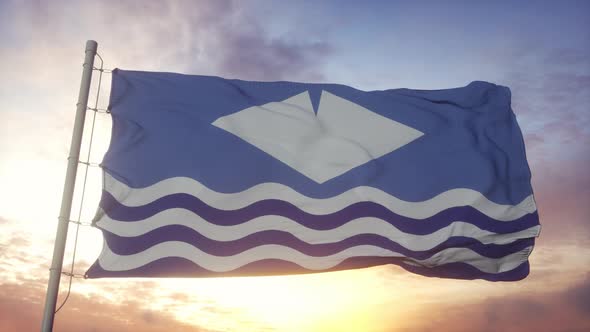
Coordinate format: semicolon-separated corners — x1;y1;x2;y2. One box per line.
86;69;540;281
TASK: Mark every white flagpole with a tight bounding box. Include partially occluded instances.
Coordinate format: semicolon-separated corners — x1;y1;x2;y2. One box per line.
40;40;98;332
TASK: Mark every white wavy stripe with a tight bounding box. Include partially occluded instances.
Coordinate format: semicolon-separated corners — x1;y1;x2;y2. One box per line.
103;172;537;221
96;209;541;251
97;241;533;274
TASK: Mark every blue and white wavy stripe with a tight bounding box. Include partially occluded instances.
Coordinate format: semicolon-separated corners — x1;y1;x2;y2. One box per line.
103;173;537;221
96;242;533;274
88;173;540;280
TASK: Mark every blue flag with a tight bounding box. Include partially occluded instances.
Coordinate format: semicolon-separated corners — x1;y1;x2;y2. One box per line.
86;69;540;281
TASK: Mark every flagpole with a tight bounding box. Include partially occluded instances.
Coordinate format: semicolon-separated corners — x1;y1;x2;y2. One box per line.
40;40;98;332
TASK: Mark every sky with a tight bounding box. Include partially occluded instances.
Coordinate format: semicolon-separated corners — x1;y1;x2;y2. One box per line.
0;0;589;331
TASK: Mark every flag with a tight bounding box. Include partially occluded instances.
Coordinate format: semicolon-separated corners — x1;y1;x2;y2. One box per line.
86;69;540;281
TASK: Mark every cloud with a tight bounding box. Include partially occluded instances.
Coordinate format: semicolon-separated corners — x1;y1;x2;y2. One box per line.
504;46;590;142
103;0;336;81
7;233;29;248
408;275;590;332
215;30;332;81
565;274;590;315
543;47;590;67
1;0;334;82
0;281;211;332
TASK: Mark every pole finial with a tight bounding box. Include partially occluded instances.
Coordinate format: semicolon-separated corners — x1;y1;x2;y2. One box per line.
85;40;98;53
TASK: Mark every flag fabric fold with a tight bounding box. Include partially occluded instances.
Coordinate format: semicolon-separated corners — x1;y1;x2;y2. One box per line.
86;69;540;281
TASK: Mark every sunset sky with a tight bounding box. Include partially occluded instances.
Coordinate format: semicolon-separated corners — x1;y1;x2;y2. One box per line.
1;1;589;331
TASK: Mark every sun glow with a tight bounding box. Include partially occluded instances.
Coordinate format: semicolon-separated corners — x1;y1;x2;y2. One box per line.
156;268;401;332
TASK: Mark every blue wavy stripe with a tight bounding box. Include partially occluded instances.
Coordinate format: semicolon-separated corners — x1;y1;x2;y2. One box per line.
400;260;531;282
99;224;535;260
85;255;530;281
100;191;540;234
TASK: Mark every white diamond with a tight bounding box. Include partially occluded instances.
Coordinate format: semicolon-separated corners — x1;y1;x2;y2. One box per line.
213;90;423;183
